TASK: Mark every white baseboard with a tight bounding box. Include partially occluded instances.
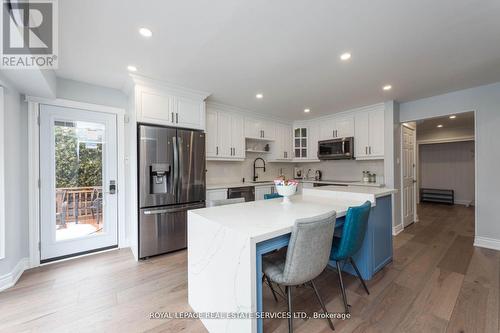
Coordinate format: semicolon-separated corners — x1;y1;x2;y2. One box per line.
455;199;474;207
0;257;29;292
474;236;500;251
393;223;404;236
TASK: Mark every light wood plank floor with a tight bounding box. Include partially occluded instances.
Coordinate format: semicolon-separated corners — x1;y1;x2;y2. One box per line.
1;203;498;333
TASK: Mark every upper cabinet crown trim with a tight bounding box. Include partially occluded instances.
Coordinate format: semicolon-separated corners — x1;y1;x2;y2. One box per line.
206;101;292;125
129;74;211;101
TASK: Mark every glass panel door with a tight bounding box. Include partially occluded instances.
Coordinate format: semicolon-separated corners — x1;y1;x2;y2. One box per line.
40;104;118;261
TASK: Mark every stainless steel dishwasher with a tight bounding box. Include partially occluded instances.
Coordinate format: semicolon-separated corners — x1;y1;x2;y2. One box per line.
228;186;255;202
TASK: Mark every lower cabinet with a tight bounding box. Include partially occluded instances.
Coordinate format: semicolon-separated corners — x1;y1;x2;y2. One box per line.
206;189;228;202
255;185;275;200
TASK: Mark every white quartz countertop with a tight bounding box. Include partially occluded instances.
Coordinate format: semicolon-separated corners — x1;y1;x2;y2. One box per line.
206;180;384;190
190;187;395;243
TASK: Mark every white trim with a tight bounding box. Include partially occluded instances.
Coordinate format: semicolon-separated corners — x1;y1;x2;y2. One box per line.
454;199;474;207
392;223;404;236
25;96;125;116
28;98;127;268
28;102;40;267
0;258;29;292
474;236;500;251
400;124;417;229
417;136;475;145
0;87;5;259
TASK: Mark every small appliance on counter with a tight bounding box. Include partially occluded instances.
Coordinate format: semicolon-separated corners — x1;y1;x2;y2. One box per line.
315;170;322;181
294;167;303;179
362;171;377;183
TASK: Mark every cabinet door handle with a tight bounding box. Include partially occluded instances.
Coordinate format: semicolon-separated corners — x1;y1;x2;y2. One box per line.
176;113;178;123
171;112;174;123
365;146;368;155
216;146;219;155
332;130;335;138
231;147;233;156
369;146;372;154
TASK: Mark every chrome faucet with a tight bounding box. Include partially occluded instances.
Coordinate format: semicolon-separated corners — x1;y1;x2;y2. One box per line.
253;158;266;181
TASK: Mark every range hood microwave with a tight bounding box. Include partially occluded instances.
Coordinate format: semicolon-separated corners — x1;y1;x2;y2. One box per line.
317;137;354;160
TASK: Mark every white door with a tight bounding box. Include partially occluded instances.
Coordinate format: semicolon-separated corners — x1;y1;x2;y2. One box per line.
39;104;118;261
217;112;232;157
336;116;354;138
231;114;245;158
354;112;369;158
402;125;416;227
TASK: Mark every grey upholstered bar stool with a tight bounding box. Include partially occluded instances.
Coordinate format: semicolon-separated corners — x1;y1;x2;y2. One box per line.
263;211;337;332
206;197;245;207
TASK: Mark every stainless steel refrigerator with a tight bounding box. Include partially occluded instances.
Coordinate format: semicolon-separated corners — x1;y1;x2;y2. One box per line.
138;124;206;259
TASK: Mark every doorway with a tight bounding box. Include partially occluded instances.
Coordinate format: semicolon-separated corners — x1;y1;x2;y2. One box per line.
400;111;476;232
39;104;118;262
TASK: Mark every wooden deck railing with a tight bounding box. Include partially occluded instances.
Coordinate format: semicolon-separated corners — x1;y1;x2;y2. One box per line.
56;186;102;225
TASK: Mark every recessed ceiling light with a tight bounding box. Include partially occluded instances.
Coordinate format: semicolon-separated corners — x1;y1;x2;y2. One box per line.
340;52;351;61
256;93;263;99
139;27;152;38
127;65;137;72
449;115;457;119
437;124;443;128
304;108;311;113
383;85;392;91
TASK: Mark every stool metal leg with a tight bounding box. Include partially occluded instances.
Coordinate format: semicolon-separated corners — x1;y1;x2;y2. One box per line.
349;257;370;295
286;286;293;333
336;261;350;314
310;280;335;331
264;274;279;302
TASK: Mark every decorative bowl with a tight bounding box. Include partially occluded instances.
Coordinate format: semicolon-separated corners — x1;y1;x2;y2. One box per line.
275;184;297;204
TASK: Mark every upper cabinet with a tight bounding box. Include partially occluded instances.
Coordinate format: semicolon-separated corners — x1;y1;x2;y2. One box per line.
319;115;354;140
245;117;275;140
206;106;245;160
272;123;293;160
291;120;320;161
354;106;385;160
132;75;210;131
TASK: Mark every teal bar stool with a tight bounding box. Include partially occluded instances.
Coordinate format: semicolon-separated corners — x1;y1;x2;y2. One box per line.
330;200;371;313
264;192;282;200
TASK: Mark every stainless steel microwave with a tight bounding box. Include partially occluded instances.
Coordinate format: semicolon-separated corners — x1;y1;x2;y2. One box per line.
317;137;355;160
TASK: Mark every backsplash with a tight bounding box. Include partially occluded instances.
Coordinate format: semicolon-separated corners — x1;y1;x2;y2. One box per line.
206;156;294;185
295;160;385;183
206;157;384;185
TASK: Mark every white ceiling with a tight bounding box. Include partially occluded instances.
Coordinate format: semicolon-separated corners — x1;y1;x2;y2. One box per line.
416;111;475;133
57;0;500;120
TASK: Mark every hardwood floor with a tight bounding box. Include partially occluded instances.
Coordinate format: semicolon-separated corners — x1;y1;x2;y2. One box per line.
1;203;497;332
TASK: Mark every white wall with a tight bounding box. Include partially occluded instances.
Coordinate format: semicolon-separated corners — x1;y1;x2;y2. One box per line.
419;141;475;205
56;77;128;109
0;81;29;277
400;81;500;248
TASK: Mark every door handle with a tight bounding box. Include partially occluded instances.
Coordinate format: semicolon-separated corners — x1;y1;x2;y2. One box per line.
369;146;372;154
108;180;117;195
365;146;368;155
171;112;174;123
176;113;179;123
216;146;219;155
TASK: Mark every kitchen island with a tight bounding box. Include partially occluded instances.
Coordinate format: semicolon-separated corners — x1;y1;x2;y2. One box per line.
188;186;396;333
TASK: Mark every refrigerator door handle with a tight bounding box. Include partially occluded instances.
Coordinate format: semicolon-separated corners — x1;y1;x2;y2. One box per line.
177;135;183;199
173;136;179;199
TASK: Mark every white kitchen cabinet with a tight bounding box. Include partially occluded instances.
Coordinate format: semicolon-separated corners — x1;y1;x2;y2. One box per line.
245;117;275;140
273;123;293;160
206;189;228;201
206;107;245;160
354;107;385;160
319;115;354;140
308;121;320;160
175;96;205;130
255;185;274;200
135;80;208;130
206;109;218;157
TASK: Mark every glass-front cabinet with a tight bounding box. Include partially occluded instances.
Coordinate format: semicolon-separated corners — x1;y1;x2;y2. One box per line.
294;127;308;158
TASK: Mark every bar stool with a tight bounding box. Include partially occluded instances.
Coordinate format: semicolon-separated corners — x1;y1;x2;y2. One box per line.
330;201;371;314
263;211;337;332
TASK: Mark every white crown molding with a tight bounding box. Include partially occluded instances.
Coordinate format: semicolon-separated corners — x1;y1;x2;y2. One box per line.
126;74;211;101
206;101;292;124
474;236;500;251
0;258;29;292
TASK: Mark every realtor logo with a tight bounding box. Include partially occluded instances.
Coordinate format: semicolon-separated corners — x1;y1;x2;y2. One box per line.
1;0;58;69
